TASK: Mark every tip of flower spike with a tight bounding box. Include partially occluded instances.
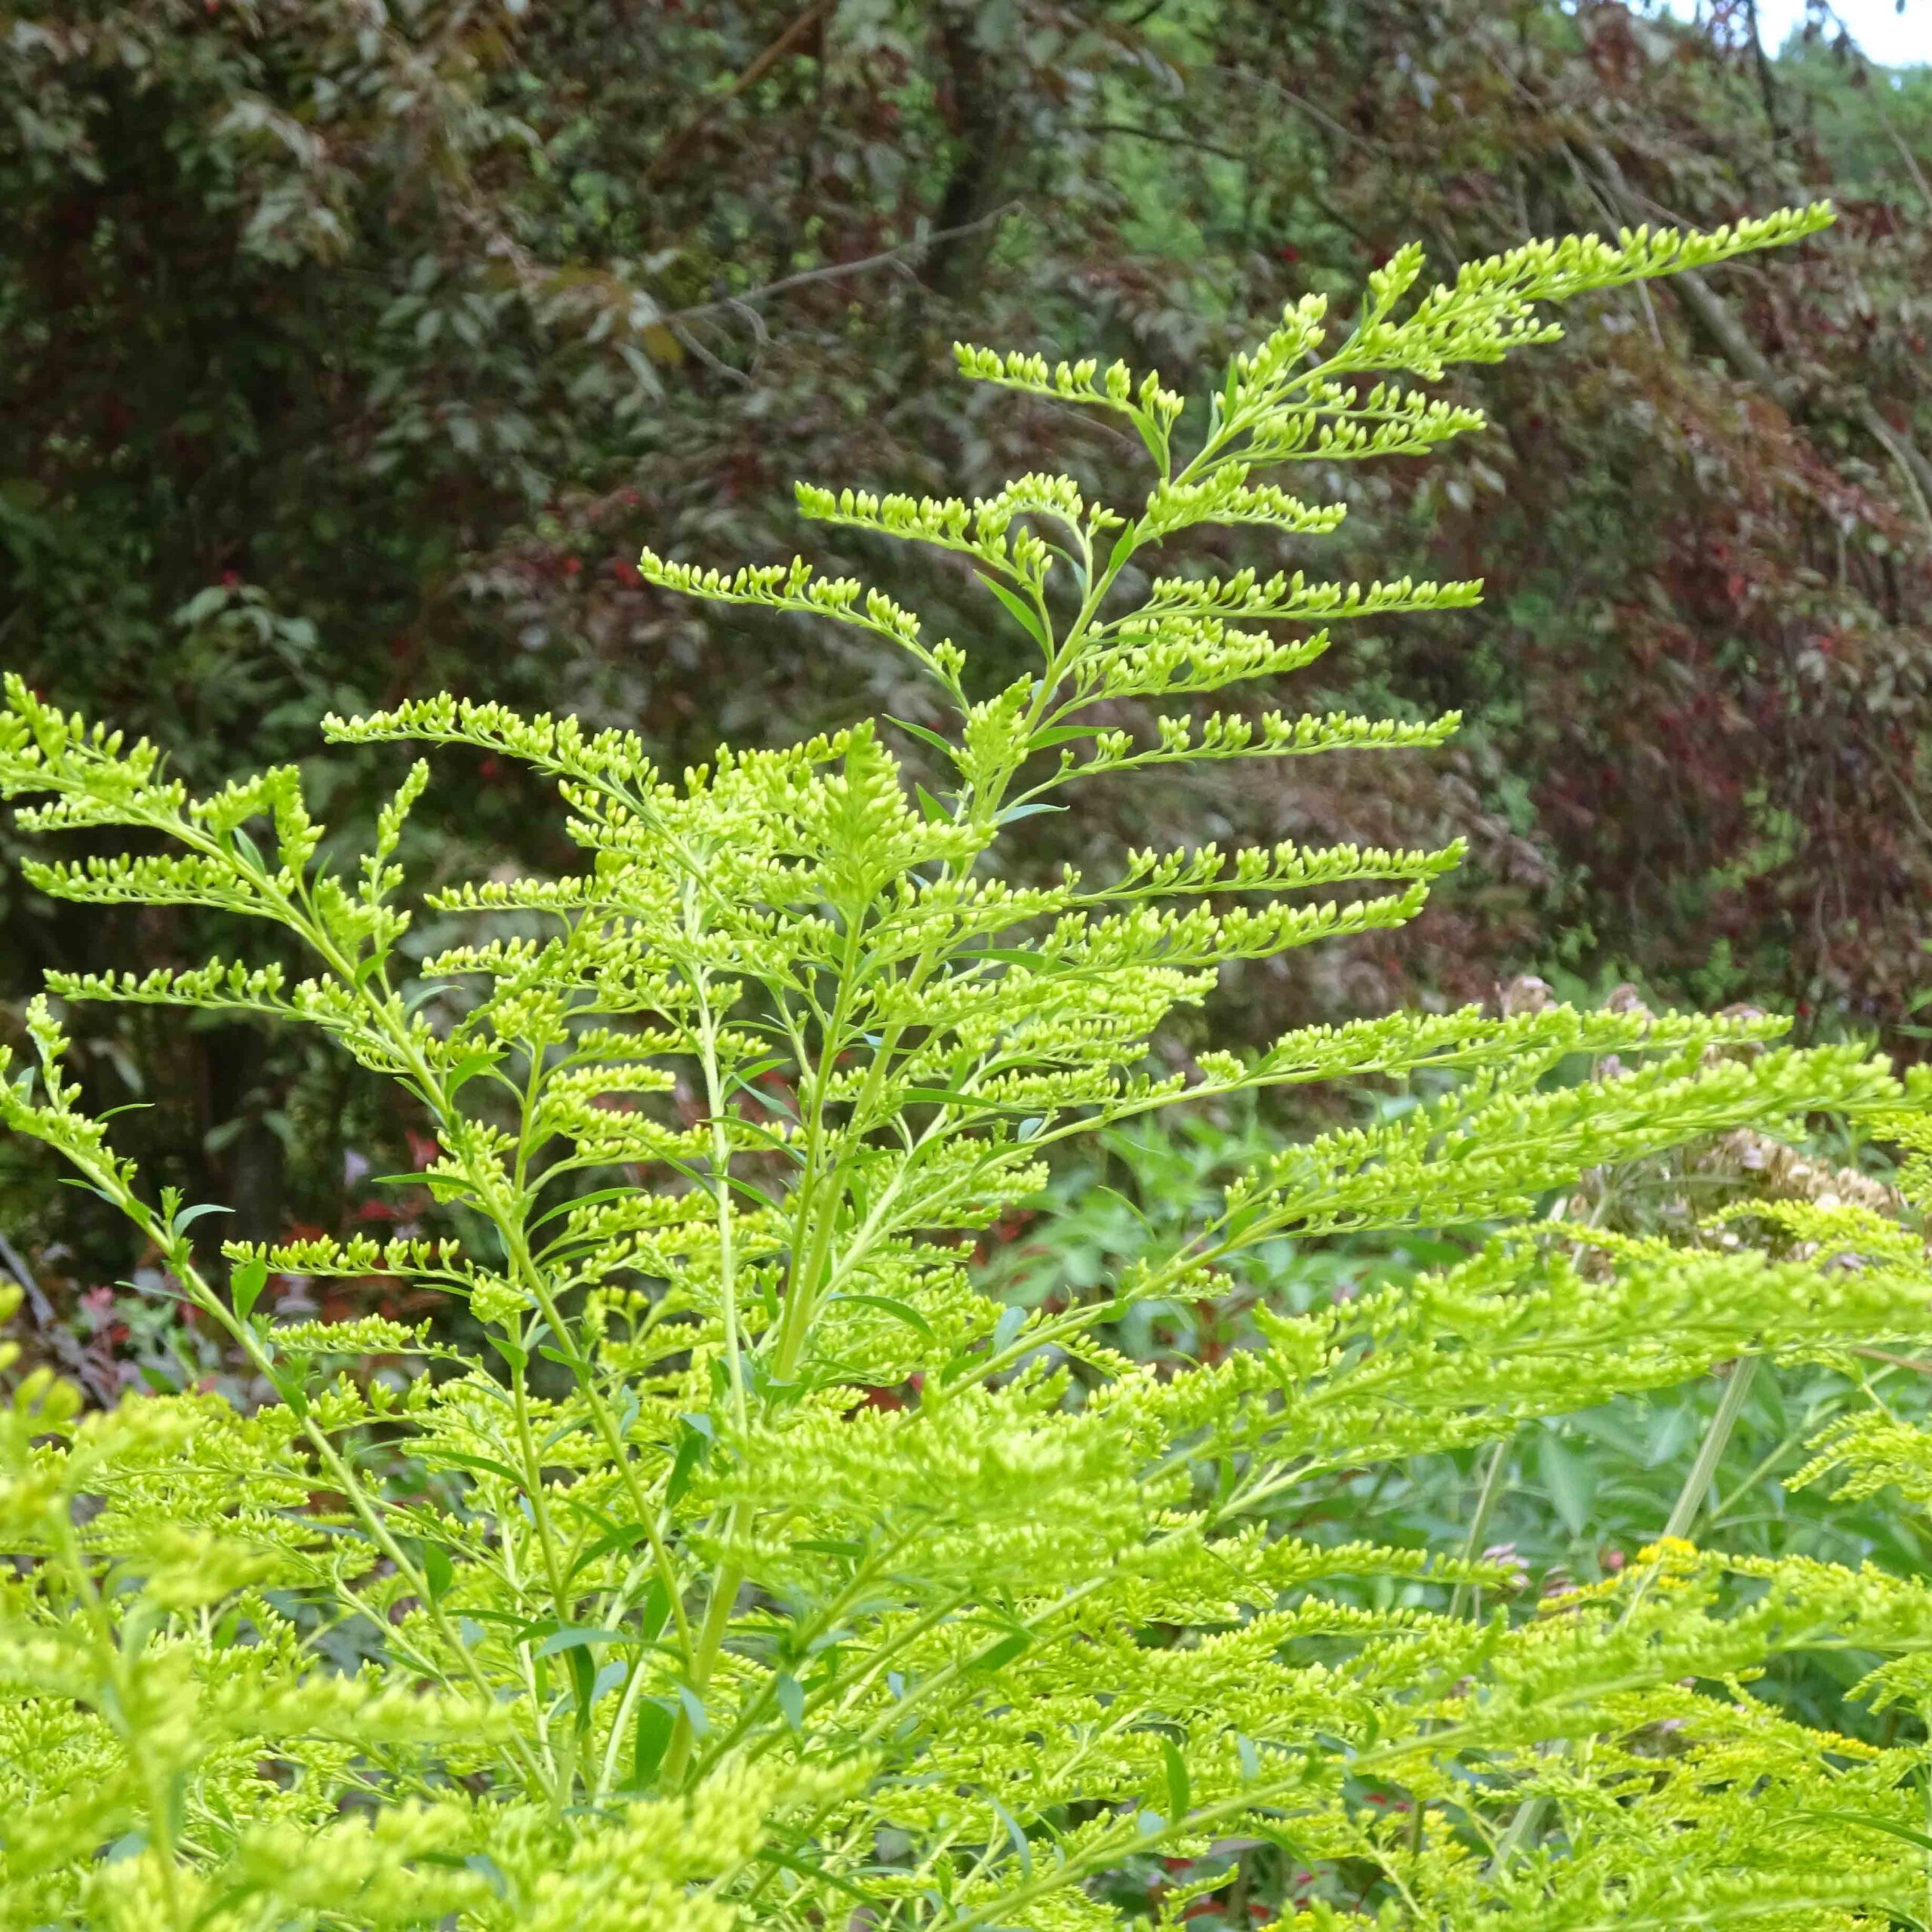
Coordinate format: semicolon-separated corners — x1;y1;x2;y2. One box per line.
1636;1536;1701;1566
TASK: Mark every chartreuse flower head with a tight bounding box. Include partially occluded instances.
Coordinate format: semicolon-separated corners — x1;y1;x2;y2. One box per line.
11;202;1932;1930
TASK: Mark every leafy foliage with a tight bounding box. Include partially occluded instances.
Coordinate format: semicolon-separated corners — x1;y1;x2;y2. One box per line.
8;3;1932;1312
11;208;1932;1930
1170;0;1932;1020
977;1086;1932;1748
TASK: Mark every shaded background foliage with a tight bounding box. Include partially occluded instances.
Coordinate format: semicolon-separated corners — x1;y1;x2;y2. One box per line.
2;0;1929;1282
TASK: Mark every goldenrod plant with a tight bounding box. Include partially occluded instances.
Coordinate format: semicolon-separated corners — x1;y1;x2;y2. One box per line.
8;204;1932;1929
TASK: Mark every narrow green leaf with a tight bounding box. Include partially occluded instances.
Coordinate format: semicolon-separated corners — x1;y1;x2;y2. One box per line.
421;1448;530;1491
988;1798;1033;1878
774;1672;804;1731
530;1186;641;1233
169;1201;233;1236
460;1853;508;1898
758;1847;874;1907
1161;1737;1191;1823
1796;1811;1932;1854
420;1543;454;1604
442;1050;502;1099
266;1368;309;1420
534;1626;629;1658
229;1255;269;1321
725;1055;789;1091
57;1179;124;1208
676;1685;709;1736
666;1420;710;1509
228;826;269;875
885;715;961;761
629;1698;675;1789
976;574;1052;650
957;946;1059;968
974;1630;1029;1672
567;1521;650;1583
829;1292;936;1340
639;1575;672;1644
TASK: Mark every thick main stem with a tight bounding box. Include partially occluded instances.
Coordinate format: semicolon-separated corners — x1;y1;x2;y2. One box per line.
1642;1355;1760;1584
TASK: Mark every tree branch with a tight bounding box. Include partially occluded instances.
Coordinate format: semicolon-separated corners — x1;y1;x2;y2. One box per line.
1573;140;1795;401
652;204;1021;331
1856;398;1932;545
1077;119;1247;163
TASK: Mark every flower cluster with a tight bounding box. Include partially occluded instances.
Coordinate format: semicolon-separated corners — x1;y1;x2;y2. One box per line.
6;205;1932;1931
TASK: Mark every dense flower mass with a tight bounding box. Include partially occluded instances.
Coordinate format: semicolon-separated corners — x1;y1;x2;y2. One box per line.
9;208;1932;1929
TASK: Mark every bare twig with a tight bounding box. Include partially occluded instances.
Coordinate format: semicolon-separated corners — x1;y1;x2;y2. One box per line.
1856;1346;1932;1377
1561;142;1666;351
1204;63;1383;155
1875;103;1932;215
666;320;752;387
1857;398;1932;546
654;203;1020;331
1743;0;1786;144
1078;120;1247;164
0;1228;53;1327
1574;140;1798;399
